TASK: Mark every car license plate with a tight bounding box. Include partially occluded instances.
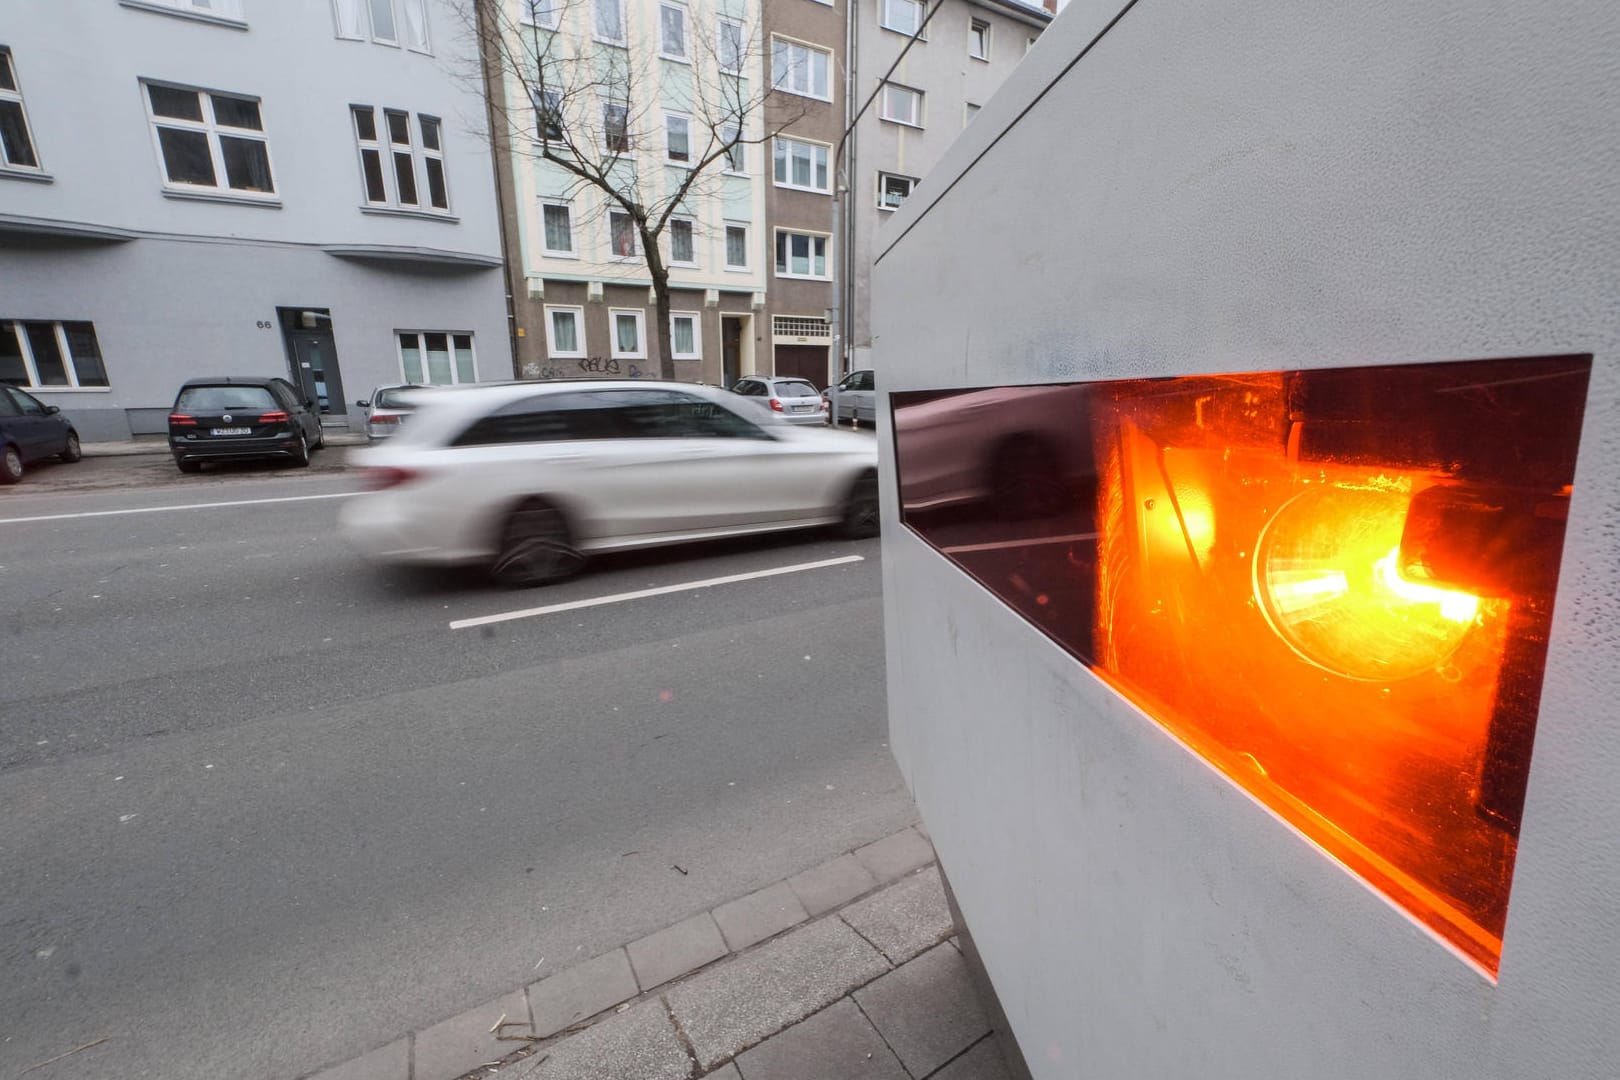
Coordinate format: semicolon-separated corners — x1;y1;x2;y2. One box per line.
210;427;251;436
792;404;813;412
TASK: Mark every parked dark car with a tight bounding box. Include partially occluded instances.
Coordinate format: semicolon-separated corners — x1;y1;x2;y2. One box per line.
0;384;82;483
168;376;323;473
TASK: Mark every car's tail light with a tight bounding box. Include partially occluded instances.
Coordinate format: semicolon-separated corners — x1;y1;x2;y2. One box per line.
769;397;784;411
821;398;830;411
362;466;419;490
369;414;400;425
169;413;196;426
892;354;1593;975
258;410;288;424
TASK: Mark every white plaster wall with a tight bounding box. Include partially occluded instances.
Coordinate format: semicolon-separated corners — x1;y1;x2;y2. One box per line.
873;1;1620;1076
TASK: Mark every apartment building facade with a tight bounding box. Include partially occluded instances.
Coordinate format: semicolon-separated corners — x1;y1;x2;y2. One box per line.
0;0;510;442
487;0;771;386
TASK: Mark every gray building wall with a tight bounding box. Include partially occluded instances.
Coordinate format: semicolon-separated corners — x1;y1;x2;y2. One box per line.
1;0;508;440
875;0;1620;1077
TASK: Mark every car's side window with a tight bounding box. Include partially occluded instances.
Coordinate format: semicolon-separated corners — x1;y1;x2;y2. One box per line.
276;380;302;410
0;388;22;417
673;392;773;440
854;371;875;392
9;387;45;415
450;391;632;447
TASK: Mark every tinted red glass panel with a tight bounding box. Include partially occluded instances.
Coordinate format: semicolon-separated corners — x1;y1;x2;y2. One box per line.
892;355;1592;974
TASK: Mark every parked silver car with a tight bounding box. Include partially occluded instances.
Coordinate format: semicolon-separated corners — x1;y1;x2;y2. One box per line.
825;369;875;426
356;384;433;439
730;376;829;426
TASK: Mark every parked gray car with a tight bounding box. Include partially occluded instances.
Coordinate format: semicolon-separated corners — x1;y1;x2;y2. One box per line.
730;376;829;426
826;368;875;426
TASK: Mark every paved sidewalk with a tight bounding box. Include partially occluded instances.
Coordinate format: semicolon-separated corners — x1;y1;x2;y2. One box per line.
306;826;1009;1080
81;431;367;457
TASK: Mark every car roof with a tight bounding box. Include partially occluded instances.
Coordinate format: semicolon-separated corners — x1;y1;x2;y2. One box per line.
179;376;282;388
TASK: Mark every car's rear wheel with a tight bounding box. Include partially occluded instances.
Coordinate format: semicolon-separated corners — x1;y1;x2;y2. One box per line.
1;444;23;484
59;431;82;463
840;471;881;538
491;499;583;587
290;432;310;468
176;457;202;474
313;425;326;450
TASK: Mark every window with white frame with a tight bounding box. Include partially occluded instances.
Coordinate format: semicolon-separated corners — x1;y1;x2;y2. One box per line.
352;106;449;211
608;209;638;258
521;0;558;30
659;3;688;61
724;223;749;269
774;228;828;279
669;216;696;265
544;305;585;357
534;88;563;141
720;123;745;173
878;82;922;127
603;102;630;153
594;0;624;44
772;136;828;193
610;308;646;358
717;17;745;75
670;312;701;359
877;172;915;210
332;0;431;51
541;201;574;256
0;49;42;173
881;0;926;37
665;113;691;165
771;38;831;100
969;17;990;59
144;82;275;197
397;331;475;385
0;320;109;389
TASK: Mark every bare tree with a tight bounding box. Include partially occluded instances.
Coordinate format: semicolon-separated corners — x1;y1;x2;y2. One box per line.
463;0;808;379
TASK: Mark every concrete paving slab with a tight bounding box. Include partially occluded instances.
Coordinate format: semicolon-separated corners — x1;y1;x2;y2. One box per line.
528;949;640;1038
627;912;729;991
928;1037;1012;1080
853;944;988;1078
733;999;908;1080
712;881;810;951
508;999;693;1080
702;1065;742;1080
839;865;952;964
412;989;530;1080
786;854;878;917
852;828;933;883
303;1038;408;1080
666;916;891;1069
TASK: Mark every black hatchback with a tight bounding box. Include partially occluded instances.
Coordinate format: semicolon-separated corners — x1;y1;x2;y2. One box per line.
168;377;324;472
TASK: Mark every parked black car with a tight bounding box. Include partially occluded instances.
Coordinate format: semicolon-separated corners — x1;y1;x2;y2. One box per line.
168;377;324;473
0;384;82;483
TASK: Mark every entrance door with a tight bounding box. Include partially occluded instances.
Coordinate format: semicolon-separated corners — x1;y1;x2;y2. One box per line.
279;308;346;419
721;317;743;388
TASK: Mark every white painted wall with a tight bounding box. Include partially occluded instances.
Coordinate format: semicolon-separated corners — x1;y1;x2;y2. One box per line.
874;1;1620;1076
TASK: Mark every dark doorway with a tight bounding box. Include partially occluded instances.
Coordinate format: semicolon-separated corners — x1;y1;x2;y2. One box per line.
277;308;346;418
721;316;743;388
774;344;828;389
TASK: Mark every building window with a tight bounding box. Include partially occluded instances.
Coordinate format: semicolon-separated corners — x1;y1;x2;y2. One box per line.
659;2;688;61
772;136;829;193
771;38;831;101
610;309;646;359
332;0;430;50
398;331;475;385
544;306;585;358
535;88;563;141
608;209;638;258
521;0;558;30
541;201;574;255
774;229;828;279
144;82;275;197
603;102;630;153
0;48;41;173
720;123;745;173
594;0;624;45
670;312;701;359
665;113;691;165
717;17;745;75
353;106;448;211
964;102;980;126
135;0;246;19
969;18;990;59
877;172;915;210
879;82;923;127
0;321;109;389
881;0;926;37
669;216;696;265
724;223;749;269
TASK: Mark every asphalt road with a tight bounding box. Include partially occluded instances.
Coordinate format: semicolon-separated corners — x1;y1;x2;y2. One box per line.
0;452;909;1080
